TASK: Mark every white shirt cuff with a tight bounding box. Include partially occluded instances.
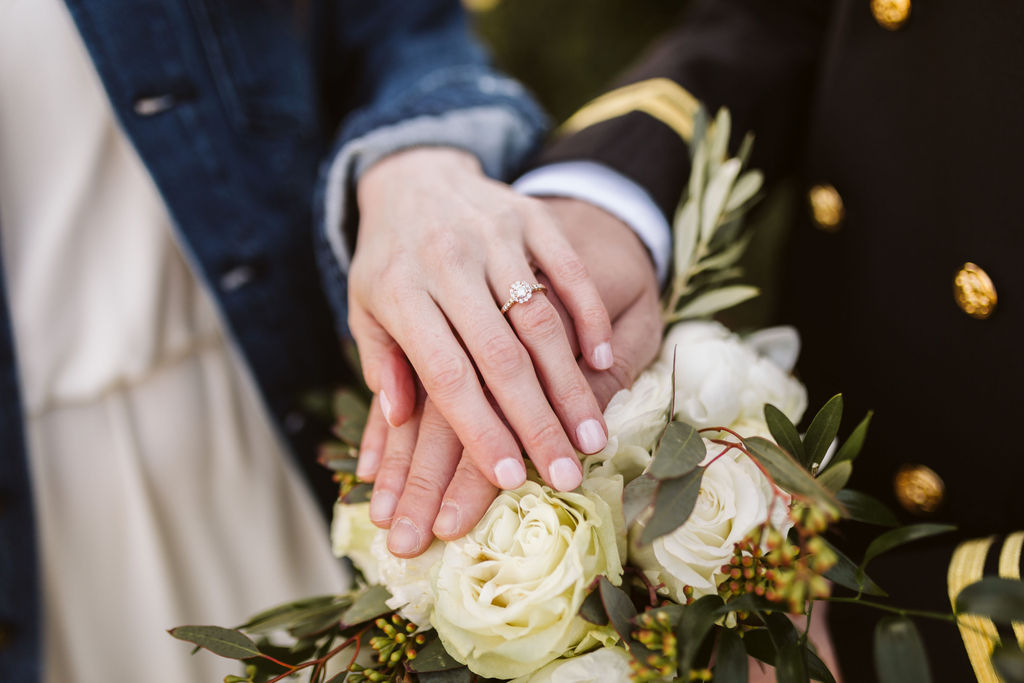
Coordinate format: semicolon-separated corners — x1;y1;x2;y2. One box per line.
513;161;671;285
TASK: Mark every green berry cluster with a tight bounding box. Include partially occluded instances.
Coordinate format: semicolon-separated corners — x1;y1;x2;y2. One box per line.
718;504;839;615
631;610;678;682
347;615;426;683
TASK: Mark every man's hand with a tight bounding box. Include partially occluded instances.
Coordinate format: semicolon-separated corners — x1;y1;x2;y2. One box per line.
359;196;662;557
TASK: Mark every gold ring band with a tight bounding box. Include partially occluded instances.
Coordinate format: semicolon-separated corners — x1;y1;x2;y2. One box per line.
500;281;547;314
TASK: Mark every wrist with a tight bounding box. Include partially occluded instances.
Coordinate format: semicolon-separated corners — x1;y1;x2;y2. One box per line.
358;147;481;208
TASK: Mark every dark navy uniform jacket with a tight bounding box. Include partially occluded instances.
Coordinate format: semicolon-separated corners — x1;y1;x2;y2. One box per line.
539;1;1024;679
0;2;545;680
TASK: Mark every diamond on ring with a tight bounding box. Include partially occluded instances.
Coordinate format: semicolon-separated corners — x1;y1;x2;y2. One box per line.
501;280;546;314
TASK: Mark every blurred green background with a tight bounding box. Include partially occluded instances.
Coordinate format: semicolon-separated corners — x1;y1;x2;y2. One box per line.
469;0;690;123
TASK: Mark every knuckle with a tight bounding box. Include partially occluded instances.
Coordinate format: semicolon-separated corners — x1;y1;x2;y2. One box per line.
552;253;589;284
424;352;473;399
607;356;635;393
401;470;446;503
515;300;564;342
521;419;567;451
478;329;528;379
423;229;469;268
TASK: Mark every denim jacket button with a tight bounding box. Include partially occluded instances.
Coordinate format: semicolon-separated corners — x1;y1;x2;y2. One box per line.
133;94;178;116
219;264;257;292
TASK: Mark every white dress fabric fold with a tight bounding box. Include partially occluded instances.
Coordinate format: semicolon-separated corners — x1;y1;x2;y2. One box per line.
0;0;349;680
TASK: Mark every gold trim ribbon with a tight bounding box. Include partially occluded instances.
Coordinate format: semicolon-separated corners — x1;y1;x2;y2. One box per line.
948;532;1024;682
558;77;700;143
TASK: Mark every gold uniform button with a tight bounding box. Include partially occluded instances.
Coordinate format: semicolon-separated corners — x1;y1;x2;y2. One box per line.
872;0;911;30
808;184;844;231
954;262;997;319
894;464;945;515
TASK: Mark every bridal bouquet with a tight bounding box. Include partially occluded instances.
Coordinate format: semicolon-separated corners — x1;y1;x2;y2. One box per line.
171;111;1018;682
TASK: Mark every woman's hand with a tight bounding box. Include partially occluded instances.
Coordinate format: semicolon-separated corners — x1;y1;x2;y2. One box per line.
348;148;613;497
358;196;663;557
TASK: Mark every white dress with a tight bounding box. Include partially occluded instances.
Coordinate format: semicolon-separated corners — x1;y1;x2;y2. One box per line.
0;1;350;680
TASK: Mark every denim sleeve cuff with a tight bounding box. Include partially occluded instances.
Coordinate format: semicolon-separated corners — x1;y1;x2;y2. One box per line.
513;161;672;286
320;104;541;274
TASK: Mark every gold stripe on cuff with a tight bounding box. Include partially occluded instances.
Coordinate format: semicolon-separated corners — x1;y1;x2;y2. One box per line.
948;536;1000;683
998;531;1024;645
558;77;700;142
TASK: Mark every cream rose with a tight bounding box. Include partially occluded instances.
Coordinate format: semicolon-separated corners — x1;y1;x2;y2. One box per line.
370;532;444;627
431;481;624;679
630;439;792;601
330;501;381;584
660;321;806;437
511;646;634;683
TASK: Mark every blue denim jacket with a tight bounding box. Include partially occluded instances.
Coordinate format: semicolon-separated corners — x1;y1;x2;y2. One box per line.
0;1;545;679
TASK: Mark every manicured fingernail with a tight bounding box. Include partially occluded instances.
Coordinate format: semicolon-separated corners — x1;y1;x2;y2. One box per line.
388;518;421;556
356;450;379;480
493;458;527;489
434;501;460;537
549;457;583;491
592;342;614;371
379;391;394;427
370;490;397;524
576;418;607;454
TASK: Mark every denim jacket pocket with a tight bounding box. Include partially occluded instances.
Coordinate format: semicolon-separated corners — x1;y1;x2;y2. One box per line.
188;0;316;137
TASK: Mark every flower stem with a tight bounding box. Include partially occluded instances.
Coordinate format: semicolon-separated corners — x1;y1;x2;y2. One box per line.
822;597;956;622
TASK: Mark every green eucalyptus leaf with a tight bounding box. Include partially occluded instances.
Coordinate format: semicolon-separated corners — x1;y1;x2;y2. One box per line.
821;538;887;596
676;594;724;674
803;395;843;470
319;444;358;471
764;612;799;650
742;437;840;509
861;524;956;574
806;647;838;683
692;233;753;275
955;577;1024;623
725;169;764;214
168;625;261;660
831;411;873;466
641;467;705;545
239;595;341;632
417;669;474;683
409;635;465;673
775;641;810;683
579;588;609;625
701;158;743;243
623;474;659;527
817;461;852;494
764;403;806;465
836;489;899;527
650;422;706;479
341;482;373;505
709;107;732;166
674;285;760;320
743;628;776;664
992;643;1024;683
674;200;700;275
339;585;393;627
599;577;649;658
874;616;932;683
736;131;755;167
332;389;369;446
714;627;748;683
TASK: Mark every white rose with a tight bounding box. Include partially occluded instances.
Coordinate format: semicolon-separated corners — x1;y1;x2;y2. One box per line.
581;364;672;486
330;501;381;584
630;439;792;601
370;532;444;627
660;321;806;437
511;646;634;683
431;481;624;679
